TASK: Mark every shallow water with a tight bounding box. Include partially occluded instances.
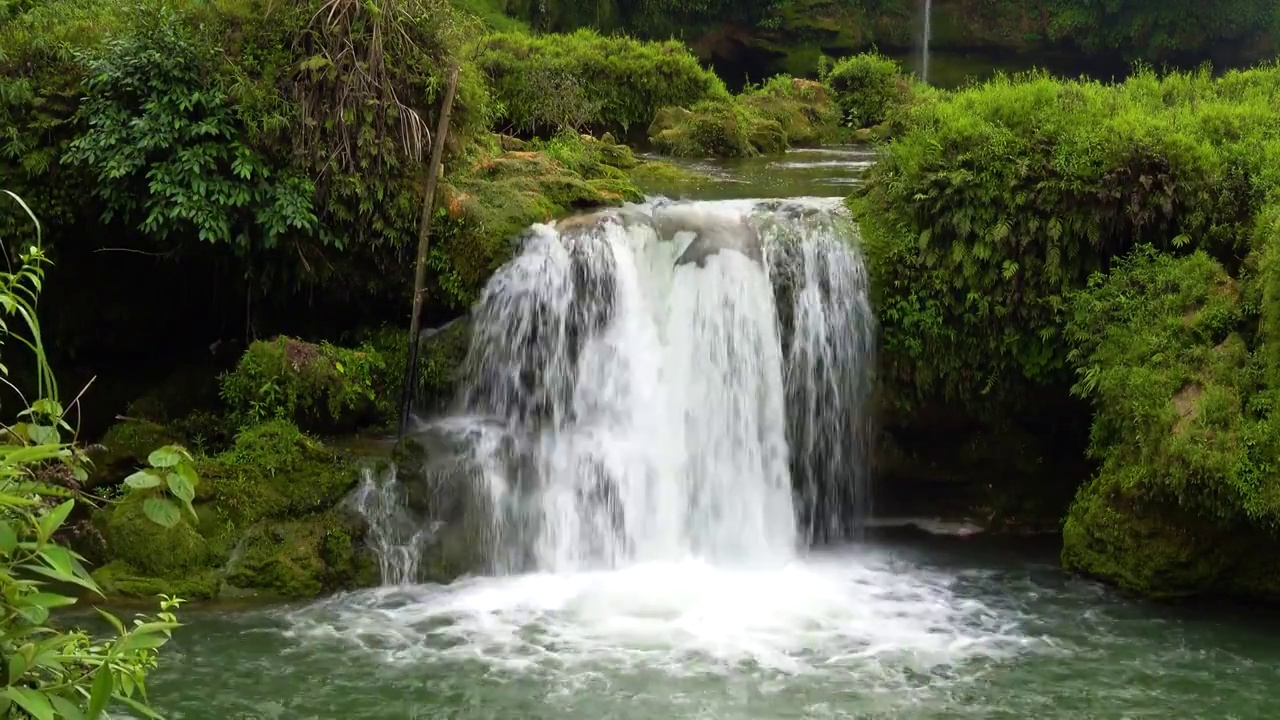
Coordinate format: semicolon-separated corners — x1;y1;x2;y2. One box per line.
145;535;1280;719
637;146;876;201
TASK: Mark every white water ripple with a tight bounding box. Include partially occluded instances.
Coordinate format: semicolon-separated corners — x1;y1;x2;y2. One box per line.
283;550;1043;691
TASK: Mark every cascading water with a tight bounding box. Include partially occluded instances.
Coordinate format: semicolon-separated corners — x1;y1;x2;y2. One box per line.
358;197;874;581
291;197;1034;707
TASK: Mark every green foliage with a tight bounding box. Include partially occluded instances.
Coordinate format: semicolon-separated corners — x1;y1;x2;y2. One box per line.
648;101;759;158
433;133;644;306
65;5;317;249
1061;246;1280;597
822;52;912;130
219;337;392;433
475;29;728;139
199;420;357;527
852;65;1280;412
739;75;841;146
363;318;472;416
0;191;185;718
120;445;200;529
225;514;365;597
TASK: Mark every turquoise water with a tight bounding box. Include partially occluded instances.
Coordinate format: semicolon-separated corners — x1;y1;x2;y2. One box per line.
142;534;1280;719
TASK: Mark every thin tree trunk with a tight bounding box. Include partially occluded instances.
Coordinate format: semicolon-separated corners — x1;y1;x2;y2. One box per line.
399;62;461;436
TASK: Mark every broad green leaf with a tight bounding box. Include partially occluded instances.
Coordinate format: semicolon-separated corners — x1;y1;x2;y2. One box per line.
124;471;162;490
0;520;17;555
118;633;170;652
20;592;78;610
86;666;114;720
21;564;98;592
17;605;49;625
142;498;180;528
174;462;198;488
147;446;184;468
5;687;54;720
165;472;195;504
38;499;75;542
50;695;86;720
7;651;28;685
130;621;181;636
26;424;58;445
95;608;125;635
110;692;161;719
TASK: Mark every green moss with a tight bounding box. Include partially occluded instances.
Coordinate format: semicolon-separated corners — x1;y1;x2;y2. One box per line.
363;317;473;418
648;101;759;158
89;420;183;488
627;160;714;197
739;76;841;147
99;495;212;578
219;336;392;434
433;134;644;306
92;560;222;600
225;514;364;598
199;420;359;527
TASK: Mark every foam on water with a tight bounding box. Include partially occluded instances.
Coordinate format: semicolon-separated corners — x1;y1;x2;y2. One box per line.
325;197;1014;697
285;549;1039;688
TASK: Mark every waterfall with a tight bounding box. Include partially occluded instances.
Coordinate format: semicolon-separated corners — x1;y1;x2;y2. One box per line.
921;0;933;84
358;197;875;581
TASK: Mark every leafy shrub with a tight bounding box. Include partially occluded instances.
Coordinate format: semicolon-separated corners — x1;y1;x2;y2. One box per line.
823;52;912;130
0;190;185;718
476;29;728;139
739;75;841;146
851;66;1280;413
219;336;392;433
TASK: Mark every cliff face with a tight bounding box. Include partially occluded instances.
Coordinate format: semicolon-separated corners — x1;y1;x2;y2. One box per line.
506;0;1280;84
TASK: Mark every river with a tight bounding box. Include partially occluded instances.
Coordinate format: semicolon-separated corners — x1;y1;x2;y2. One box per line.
141;148;1279;719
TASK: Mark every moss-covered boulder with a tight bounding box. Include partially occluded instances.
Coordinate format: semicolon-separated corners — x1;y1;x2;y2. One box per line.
220;337;393;434
89;420;184;489
740;76;841;146
364;317;472;418
475;29;729;140
435;136;645;308
93;420;373;600
1061;247;1280;599
225;514;373;598
648;101;759;158
201;420;359;525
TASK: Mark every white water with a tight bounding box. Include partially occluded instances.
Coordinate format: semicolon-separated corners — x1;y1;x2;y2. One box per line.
330;198;995;691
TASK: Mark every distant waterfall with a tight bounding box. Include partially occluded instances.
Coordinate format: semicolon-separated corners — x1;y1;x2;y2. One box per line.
921;0;933;83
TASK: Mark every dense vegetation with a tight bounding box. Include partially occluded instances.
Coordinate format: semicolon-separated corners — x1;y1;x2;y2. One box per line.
0;191;188;717
852;63;1280;598
502;0;1280;80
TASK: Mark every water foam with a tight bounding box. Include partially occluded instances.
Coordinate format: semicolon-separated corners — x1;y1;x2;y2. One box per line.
285;548;1037;686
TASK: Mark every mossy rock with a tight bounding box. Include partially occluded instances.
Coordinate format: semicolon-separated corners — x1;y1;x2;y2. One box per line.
436;139;645;307
739;77;840;147
225;514;368;598
89;420;184;489
364;317;472;419
99;495;214;578
200;420;359;526
92;560;223;601
220;337;393;434
1062;474;1280;600
747;117;788;155
648;101;758;159
390;431;497;581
